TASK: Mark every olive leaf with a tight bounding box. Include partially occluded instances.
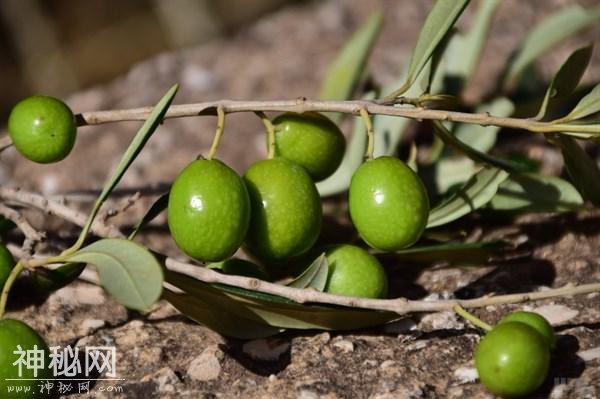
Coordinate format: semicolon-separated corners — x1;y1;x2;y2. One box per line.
534;45;593;120
385;0;470;98
427;167;509;228
32;263;86;293
74;84;178;248
320;10;382;122
503;5;600;87
489;173;583;212
128;191;170;239
163;289;283;339
65;238;163;311
286;253;328;291
384;240;509;265
554;83;600;123
550;134;600;205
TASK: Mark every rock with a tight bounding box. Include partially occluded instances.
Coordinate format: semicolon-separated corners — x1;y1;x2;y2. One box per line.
79;319;106;336
332;339;354;353
187;346;222;381
50;284;106;306
529;304;579;325
141;367;181;393
419;311;465;331
453;367;478;384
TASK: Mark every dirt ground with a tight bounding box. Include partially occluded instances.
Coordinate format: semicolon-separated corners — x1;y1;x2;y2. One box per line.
1;0;599;398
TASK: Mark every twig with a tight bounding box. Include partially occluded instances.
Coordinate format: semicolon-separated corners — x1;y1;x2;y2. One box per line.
1;187;599;315
75;99;600;136
99;191;141;222
0;203;45;257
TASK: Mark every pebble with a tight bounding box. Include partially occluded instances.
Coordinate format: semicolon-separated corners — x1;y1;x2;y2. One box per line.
332;340;354;353
187;346;222;382
141;367;180;393
79;319;106;336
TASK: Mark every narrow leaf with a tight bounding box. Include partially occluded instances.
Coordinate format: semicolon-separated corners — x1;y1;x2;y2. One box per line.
535;45;594;120
66;238;164;311
320;11;382;122
76;85;178;247
286;253;328;291
489;173;583;212
427;167;509;228
384;240;509;264
552;135;600;205
128;191;169;239
32;263;86;293
557;83;600;123
504;5;600;86
385;0;470;98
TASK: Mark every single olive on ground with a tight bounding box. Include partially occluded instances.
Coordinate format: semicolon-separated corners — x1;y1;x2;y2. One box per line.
168;159;250;262
0;319;53;398
0;243;15;290
243;158;322;261
349;156;429;251
323;244;388;299
8;96;77;164
499;310;556;349
208;258;271;281
273;112;346;181
475;321;550;398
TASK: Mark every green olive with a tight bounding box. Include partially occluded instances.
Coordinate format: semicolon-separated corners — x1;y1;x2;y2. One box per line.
0;244;15;291
168;159;250;262
8;96;77;164
273;112;346;181
349;156;429;251
0;319;52;398
324;245;388;298
475;322;550;398
244;158;322;261
499;311;555;349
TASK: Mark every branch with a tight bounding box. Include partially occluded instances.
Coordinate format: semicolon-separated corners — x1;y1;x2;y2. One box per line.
0;203;45;257
1;187;599;315
76;98;600;136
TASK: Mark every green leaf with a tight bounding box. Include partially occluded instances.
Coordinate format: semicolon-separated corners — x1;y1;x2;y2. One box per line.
165;270;399;331
286;253;328;291
66;238;164;311
32;263;86;293
504;5;600;87
551;135;600;205
385;0;470;98
128;191;169;239
387;240;509;265
163;289;283;339
427;167;509;228
317;93;373;197
75;85;178;248
556;83;600;123
320;11;382;121
489;173;583;212
535;45;594;120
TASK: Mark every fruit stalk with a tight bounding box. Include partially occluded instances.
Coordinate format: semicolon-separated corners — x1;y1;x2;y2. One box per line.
207;106;226;160
453;304;493;331
359;108;375;160
255;111;276;159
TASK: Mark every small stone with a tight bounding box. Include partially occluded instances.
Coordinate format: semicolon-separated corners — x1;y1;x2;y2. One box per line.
50;284;106;306
332;339;354;353
268;374;277;382
532;304;579;325
141;367;180;393
419;311;464;330
187;347;222;381
453;367;478;384
242;338;291;361
380;360;396;370
297;390;319;399
79;319;105;336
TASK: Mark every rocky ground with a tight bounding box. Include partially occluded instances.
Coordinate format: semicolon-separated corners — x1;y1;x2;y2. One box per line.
1;0;599;398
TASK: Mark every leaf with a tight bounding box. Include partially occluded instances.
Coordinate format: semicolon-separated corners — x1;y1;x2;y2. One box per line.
427;167;509;228
385;0;470;98
320;10;382;122
65;238;164;311
286;253;328;291
128;191;169;239
74;85;178;248
317;93;373;197
489;173;583;212
163;289;283;339
551;135;600;205
504;5;600;87
32;263;86;293
385;240;509;264
165;270;399;331
556;83;600;123
534;45;593;120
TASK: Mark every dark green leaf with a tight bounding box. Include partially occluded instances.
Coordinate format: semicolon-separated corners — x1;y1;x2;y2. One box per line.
75;85;178;247
535;45;594;120
504;5;600;87
385;241;509;264
385;0;470;98
66;238;164;311
552;134;600;205
427;167;509;228
489;173;583;212
286;253;328;291
128;191;169;239
556;83;600;123
32;263;86;293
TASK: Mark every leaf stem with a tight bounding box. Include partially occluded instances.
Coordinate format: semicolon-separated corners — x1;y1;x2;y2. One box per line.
453;304;493;331
255;111;276;159
0;261;25;318
207;106;225;160
359;108;375;160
